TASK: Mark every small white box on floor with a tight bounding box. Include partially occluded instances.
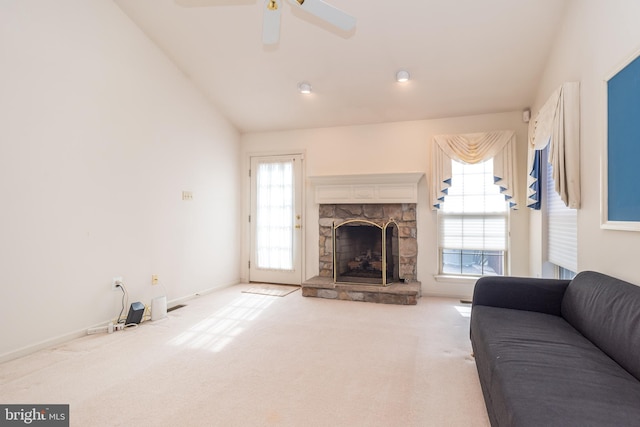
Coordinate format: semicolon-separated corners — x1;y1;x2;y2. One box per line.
151;295;167;321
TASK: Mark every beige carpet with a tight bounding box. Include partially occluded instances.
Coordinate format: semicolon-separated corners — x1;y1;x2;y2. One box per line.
0;284;490;427
242;284;300;297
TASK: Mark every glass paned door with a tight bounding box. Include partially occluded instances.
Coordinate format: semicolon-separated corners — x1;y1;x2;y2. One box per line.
250;155;303;285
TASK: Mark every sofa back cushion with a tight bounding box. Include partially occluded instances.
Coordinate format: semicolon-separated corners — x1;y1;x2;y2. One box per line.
561;271;640;380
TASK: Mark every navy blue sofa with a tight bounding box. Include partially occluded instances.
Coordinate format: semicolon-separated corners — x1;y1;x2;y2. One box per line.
470;271;640;426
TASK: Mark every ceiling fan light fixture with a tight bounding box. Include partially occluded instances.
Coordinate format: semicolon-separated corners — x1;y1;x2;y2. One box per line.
298;82;312;94
396;70;410;83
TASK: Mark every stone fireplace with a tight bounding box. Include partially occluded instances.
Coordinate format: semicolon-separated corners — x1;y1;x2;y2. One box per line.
302;173;423;305
319;204;416;284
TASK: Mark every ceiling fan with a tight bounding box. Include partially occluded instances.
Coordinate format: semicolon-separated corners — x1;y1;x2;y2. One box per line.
175;0;356;45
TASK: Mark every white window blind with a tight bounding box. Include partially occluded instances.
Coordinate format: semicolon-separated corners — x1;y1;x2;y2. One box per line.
546;155;577;272
439;214;506;251
439;160;508;252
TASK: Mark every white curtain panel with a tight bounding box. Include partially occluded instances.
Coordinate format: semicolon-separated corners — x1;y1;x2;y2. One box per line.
527;82;581;209
255;161;294;271
431;130;518;210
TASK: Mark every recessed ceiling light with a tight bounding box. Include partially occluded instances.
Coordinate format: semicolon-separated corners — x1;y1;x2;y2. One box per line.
298;82;312;94
396;70;410;83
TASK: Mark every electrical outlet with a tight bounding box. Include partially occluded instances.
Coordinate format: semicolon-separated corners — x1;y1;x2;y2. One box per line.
151;274;159;285
112;276;123;291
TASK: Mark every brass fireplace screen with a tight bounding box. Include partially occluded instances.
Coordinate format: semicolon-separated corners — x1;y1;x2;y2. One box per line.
332;219;400;286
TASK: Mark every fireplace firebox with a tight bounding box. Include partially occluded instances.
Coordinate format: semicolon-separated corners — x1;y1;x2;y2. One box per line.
333;219;399;286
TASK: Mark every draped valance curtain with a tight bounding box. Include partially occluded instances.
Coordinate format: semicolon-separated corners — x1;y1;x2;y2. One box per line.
431;130;518;210
526;82;581;209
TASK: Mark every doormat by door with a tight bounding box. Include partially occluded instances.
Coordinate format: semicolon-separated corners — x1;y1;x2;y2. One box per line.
242;284;300;297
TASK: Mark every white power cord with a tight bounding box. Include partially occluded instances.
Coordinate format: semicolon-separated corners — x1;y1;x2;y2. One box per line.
87;322;115;335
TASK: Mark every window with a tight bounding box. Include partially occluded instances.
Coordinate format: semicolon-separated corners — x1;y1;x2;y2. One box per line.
545;147;577;276
255;160;294;270
558;266;576;280
438;159;508;276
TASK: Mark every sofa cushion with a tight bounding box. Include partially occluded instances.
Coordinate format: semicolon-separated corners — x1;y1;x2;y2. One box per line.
473;276;570;316
471;305;640;427
561;271;640;381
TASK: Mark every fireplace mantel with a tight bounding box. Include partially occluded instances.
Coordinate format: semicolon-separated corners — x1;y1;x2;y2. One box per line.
309;172;424;204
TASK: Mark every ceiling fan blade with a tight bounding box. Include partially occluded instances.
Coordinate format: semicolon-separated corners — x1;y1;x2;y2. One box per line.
175;0;256;7
287;0;356;31
262;0;281;45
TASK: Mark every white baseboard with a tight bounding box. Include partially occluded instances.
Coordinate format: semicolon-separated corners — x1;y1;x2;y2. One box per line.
168;279;240;307
421;277;477;301
0;279;241;364
0;323;102;364
422;291;474;301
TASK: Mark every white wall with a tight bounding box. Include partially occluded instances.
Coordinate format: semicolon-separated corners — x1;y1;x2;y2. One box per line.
529;0;640;283
0;0;241;359
242;112;530;298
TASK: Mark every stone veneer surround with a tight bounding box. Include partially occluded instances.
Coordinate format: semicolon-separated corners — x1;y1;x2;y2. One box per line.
318;203;418;283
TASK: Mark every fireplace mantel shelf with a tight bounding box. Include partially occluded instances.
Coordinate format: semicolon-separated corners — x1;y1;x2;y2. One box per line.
309;172;424;204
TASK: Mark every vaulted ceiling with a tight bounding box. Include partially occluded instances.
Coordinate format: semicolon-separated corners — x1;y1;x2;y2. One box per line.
114;0;568;133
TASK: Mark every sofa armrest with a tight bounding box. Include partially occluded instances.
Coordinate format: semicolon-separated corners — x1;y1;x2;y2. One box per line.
472;276;571;316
